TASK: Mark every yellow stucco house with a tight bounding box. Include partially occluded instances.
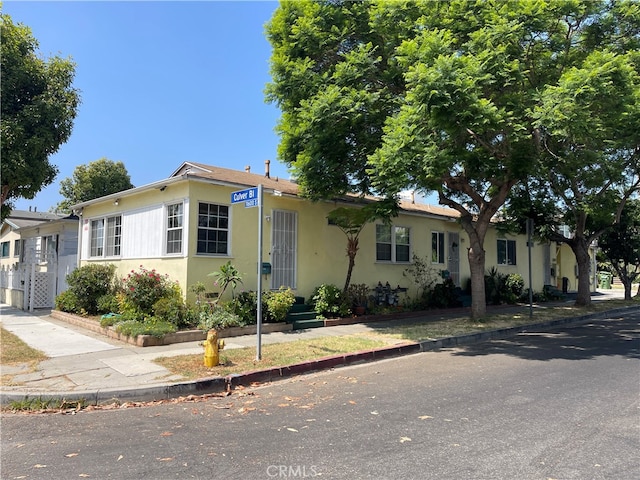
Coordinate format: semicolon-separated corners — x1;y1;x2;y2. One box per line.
67;161;595;305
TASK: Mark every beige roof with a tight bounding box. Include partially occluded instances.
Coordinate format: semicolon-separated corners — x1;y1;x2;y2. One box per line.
398;200;461;219
177;161;460;221
174;161;300;196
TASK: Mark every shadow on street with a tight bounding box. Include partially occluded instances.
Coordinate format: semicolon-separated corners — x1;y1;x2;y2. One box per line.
451;313;640;362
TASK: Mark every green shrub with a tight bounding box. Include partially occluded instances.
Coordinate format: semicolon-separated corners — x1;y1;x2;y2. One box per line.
55;290;80;313
152;296;188;327
485;267;507;305
505;273;525;303
484;268;523;305
403;254;440;301
189;281;207;303
506;273;525;295
346;283;370;309
225;290;258;325
309;284;350;318
430;278;460;308
196;305;244;331
121;266;176;316
65;264;117;314
151;283;189;327
114;317;177;338
97;293;119;314
264;287;296;322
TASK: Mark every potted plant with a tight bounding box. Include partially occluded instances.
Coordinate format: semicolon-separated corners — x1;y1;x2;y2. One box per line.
347;283;370;315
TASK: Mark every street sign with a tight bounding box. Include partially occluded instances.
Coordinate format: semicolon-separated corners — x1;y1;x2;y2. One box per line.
230;184;265;360
231;187;259;208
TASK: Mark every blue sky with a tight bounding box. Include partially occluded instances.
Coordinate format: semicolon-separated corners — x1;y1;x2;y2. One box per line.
5;0;287;212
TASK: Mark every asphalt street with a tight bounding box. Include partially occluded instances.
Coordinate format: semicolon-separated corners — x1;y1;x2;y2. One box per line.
2;310;638;480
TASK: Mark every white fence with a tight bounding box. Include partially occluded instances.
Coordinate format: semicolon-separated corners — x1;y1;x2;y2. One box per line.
0;249;74;311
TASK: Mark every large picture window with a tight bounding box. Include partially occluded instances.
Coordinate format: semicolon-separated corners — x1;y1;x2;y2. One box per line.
166;202;183;254
432;231;445;264
497;238;516;265
197;202;229;255
90;215;121;257
376;224;410;262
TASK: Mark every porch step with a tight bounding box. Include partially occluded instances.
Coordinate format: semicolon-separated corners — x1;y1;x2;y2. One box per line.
285;297;322;329
289;303;311;314
291;318;325;330
286;311;318;322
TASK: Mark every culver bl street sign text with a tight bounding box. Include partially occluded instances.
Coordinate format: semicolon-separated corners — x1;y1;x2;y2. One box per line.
231;187;259;208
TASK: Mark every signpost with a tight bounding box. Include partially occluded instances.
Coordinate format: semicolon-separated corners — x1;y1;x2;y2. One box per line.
230;185;264;360
526;218;534;318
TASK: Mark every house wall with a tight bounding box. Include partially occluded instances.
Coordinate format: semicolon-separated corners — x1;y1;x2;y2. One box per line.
555;242;597;292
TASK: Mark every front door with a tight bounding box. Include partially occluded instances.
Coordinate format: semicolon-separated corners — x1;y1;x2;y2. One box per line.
270;210;297;290
448;232;460;287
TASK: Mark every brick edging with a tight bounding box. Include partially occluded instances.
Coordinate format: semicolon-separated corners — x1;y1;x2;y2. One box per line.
49;310;292;347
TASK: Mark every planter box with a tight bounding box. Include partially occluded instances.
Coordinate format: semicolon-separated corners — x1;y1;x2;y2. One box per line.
50;310;292;347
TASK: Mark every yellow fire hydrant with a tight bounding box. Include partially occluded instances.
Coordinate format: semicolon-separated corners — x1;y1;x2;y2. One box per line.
203;329;225;368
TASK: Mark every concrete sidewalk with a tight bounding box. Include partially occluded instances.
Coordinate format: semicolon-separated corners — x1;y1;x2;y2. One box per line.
0;288;633;405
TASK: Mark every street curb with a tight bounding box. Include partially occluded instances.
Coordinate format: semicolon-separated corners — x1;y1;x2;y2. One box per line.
2;305;638;407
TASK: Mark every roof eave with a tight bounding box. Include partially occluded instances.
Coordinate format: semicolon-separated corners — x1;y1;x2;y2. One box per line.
70;176;188;211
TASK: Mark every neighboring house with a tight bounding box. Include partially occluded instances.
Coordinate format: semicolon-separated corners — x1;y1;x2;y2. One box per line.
69;161;589;304
554;227;599;294
0;209;78;310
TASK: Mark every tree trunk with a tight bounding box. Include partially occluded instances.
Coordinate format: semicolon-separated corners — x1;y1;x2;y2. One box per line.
343;237;358;292
344;254;356;293
623;281;632;301
468;240;487;318
572;238;592;307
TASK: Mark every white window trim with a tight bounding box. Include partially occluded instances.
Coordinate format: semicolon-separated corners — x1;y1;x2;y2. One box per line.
164;201;185;256
431;231;445;264
497;238;517;265
376;224;411;263
89;214;122;258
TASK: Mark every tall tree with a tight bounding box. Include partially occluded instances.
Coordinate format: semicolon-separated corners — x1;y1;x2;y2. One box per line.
598;200;640;300
56;158;134;212
265;0;420;200
505;1;640;306
1;13;80;220
370;0;565;318
526;51;639;306
267;0;636;318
